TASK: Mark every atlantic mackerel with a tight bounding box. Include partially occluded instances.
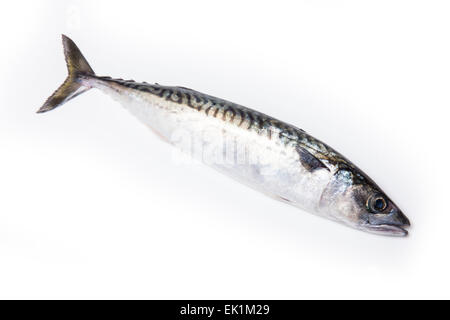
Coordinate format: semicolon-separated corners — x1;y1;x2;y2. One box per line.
38;35;410;236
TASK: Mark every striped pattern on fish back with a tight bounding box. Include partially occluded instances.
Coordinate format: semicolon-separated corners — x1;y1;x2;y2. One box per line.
96;76;354;170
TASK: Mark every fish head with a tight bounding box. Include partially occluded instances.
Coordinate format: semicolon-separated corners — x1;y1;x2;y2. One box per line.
320;168;410;236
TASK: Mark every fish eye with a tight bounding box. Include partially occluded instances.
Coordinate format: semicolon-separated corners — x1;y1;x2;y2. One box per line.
374;198;385;210
368;195;388;213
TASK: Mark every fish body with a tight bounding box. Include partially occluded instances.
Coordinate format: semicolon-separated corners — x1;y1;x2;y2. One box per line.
90;77;333;215
38;35;410;236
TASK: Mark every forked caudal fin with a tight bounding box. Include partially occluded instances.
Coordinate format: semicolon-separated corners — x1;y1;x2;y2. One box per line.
37;35;95;113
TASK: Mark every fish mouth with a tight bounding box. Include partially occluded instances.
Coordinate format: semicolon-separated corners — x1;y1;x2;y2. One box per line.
365;209;411;237
364;223;409;237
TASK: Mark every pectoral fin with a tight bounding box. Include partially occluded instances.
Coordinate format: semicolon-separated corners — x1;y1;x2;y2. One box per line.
296;146;329;172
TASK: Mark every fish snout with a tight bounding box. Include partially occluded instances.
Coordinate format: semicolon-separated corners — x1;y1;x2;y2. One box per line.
365;208;410;236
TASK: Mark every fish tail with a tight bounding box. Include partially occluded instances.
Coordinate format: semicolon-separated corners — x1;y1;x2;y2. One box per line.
37;35;95;113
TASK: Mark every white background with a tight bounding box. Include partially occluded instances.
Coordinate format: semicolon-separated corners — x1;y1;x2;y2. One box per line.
0;0;449;299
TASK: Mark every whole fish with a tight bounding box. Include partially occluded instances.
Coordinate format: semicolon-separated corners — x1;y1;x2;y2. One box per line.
38;35;410;236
